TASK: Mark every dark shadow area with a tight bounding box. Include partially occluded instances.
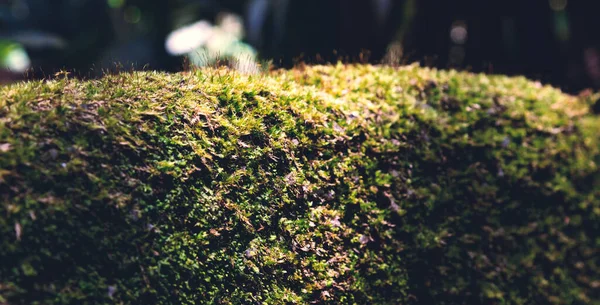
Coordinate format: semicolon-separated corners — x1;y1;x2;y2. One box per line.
1;0;599;93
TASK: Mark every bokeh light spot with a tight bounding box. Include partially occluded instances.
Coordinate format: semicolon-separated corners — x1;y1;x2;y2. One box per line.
549;0;568;11
1;43;31;73
124;6;141;24
449;45;465;66
217;13;244;38
165;21;214;56
554;11;570;42
107;0;125;9
450;22;468;44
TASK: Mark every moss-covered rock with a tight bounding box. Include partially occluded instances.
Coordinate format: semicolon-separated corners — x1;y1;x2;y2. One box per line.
0;64;599;304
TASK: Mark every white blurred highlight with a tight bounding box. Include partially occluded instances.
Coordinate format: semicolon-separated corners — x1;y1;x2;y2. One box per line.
165;20;214;56
4;46;31;72
166;13;258;73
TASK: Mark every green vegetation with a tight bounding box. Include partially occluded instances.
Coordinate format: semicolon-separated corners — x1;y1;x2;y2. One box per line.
0;64;599;304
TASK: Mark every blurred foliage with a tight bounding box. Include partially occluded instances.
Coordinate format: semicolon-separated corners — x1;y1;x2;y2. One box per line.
0;0;600;92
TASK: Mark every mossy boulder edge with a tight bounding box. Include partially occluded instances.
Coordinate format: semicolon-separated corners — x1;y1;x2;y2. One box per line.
0;64;599;304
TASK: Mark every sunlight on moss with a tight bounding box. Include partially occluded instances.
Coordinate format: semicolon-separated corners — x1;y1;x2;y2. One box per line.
0;64;599;304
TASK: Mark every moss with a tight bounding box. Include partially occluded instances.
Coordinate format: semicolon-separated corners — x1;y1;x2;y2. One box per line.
0;64;599;304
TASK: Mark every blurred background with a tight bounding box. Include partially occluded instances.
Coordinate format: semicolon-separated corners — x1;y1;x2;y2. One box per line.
0;0;599;93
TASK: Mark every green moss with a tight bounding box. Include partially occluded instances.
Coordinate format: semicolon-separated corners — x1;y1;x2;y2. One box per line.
0;64;599;304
